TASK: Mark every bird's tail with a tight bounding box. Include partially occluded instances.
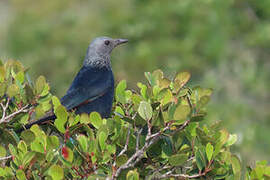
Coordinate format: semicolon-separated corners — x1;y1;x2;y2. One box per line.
16;114;56;133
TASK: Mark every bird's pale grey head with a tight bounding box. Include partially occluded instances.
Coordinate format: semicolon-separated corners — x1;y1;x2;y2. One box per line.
84;37;128;67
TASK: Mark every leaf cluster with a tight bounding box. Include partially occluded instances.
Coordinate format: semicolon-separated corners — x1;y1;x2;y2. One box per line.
0;60;269;179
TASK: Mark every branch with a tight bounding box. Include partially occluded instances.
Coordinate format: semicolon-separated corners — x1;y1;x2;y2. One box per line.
0;98;10;124
0;155;12;161
158;168;211;179
0;104;31;124
136;128;142;151
109;119;191;179
117;125;131;157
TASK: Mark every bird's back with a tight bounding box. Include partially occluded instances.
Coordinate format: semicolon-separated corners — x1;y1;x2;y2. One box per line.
61;65;114;117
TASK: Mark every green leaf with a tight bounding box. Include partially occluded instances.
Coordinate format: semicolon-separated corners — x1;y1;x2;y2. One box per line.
198;96;210;109
7;84;19;97
77;135;88;152
47;136;60;150
20;114;29;125
0;83;7;96
191;112;206;122
20;130;35;145
25;84;34;102
116;80;127;103
16;169;27;180
127;169;139;180
219;129;229;145
107;144;116;154
35;75;46;95
138;101;153;120
30;139;45;153
68;115;80;126
15;71;25;84
168;154;188;166
225;134;237;147
173;105;190;123
22;151;35;166
231;155;241;179
89;112;102;129
145;72;156;86
0;146;6;158
54;105;68;133
98;131;108;151
186;122;197;137
8;144;17;156
195;148;207;171
116;154;128;167
80;113;90;124
40;83;50;96
0;66;5;82
17;140;27;154
158;89;172;105
52;96;61;108
206;143;214;162
137;82;148;100
48;165;64;180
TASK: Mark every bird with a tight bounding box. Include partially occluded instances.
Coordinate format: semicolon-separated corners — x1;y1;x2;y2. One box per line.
21;37;128;130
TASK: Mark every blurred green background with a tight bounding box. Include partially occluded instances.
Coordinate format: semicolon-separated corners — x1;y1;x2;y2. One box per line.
0;0;269;166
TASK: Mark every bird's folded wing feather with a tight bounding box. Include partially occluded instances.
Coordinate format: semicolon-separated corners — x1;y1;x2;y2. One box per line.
60;66;112;110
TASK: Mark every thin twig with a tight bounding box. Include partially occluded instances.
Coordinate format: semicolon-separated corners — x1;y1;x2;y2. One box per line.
0;98;10;123
118;125;131;157
136;128;142;151
148;125;170;139
186;95;193;109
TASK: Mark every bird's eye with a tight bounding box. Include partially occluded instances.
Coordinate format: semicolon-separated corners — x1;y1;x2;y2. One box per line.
104;40;110;45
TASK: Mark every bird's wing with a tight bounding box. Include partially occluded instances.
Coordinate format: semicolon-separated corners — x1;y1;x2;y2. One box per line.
60;66;113;110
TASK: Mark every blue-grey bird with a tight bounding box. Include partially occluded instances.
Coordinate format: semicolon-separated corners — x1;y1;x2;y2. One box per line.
22;37;128;130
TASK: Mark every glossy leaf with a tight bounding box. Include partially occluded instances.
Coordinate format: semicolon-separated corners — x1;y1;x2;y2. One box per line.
90;112;102;129
48;165;64;180
168;154;188;166
206;143;214;162
35;75;46;95
138;101;153;120
173;105;190;122
127;169;139;180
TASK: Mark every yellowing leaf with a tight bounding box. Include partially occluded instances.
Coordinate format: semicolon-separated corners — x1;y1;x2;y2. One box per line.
15;71;24;84
0;146;6;158
7;84;19;97
173;105;190;122
35;75;46;95
48;165;64;180
127;169;139;180
80;113;90;124
174;71;191;92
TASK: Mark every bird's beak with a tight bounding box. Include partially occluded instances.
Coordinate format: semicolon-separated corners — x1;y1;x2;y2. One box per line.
114;38;128;47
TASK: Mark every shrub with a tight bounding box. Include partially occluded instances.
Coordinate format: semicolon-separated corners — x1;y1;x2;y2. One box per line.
0;60;269;179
